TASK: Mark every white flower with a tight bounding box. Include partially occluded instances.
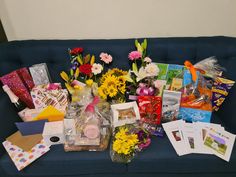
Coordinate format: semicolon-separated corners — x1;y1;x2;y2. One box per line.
144;57;152;63
145;63;159;77
135;67;148;82
91;63;103;75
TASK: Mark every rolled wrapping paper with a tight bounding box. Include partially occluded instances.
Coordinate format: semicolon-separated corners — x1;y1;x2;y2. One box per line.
212;77;235;111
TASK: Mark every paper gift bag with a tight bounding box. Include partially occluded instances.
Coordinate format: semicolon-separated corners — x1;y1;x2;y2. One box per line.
138;96;162;125
0;69;35;108
31;83;68;113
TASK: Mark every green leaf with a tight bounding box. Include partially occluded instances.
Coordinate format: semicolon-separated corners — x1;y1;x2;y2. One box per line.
70;69;74;76
137;43;143;54
77;56;83;65
135;39;139;48
143;39;147;49
132;62;138;72
84;54;91;64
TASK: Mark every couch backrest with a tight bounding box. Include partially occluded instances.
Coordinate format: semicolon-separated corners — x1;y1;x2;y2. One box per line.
0;36;236;153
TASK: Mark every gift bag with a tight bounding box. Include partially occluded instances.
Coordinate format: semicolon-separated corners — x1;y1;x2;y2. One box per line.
179;66;212;122
0;68;35;108
30;83;68;113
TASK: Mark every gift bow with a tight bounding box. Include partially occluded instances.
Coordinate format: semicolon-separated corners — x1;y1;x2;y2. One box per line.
85;96;100;113
184;60;197;82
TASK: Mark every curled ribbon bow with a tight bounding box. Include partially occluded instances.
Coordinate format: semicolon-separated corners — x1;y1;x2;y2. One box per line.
85;96;100;113
184;60;197;82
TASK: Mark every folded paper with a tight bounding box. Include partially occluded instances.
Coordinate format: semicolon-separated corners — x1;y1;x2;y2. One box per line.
15;120;48;136
34;105;65;122
6;131;43;152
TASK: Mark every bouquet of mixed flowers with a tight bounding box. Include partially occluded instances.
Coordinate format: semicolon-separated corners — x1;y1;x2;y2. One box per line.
125;39;160;99
110;124;151;163
60;47;113;102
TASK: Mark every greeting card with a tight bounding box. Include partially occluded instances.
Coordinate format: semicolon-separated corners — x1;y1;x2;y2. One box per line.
2;140;50;171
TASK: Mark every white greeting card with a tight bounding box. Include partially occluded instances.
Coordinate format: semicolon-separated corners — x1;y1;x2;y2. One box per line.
203;128;236;162
162;119;189;156
193;122;224;154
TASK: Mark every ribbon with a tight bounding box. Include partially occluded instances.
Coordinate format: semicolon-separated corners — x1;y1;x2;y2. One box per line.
85;96;100;113
184;60;197;82
136;83;155;96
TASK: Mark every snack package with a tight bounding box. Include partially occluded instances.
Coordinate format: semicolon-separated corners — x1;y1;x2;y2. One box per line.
138;96;162;125
212;77;235;111
162;90;182;123
29;63;51;86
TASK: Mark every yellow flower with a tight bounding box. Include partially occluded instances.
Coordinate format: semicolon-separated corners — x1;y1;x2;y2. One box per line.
103;75;119;88
107;86;118;97
86;79;93;87
90;55;95;65
60;71;70;82
98;86;107;100
112;128;139;155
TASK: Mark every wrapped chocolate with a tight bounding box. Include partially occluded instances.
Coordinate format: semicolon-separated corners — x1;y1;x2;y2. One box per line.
212;77;235;111
29;63;51;86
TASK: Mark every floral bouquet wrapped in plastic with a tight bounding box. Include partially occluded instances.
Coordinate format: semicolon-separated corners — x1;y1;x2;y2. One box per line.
110;124;151;163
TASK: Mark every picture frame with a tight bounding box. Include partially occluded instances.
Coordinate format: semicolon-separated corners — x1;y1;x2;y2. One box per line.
111;101;140;127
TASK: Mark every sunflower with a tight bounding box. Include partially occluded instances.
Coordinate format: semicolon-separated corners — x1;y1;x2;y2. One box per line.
103;75;119;88
107;86;118;97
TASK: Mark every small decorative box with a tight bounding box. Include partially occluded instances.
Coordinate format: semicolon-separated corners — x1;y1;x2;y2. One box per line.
43;121;65;146
138;96;162;125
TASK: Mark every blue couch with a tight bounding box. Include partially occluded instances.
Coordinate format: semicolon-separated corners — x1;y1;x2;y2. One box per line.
0;36;236;177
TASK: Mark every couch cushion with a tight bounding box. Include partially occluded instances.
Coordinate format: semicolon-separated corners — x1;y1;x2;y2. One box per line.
127;114;236;174
0;145;126;176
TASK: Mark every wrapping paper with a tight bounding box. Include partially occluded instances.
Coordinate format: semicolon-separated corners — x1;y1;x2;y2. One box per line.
2;140;50;171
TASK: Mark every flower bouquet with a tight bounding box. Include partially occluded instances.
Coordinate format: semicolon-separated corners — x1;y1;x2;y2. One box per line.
110;124;151;163
125;39;160;100
60;47;113;102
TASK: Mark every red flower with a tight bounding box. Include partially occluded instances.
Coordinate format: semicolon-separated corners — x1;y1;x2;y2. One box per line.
70;47;84;55
79;64;92;75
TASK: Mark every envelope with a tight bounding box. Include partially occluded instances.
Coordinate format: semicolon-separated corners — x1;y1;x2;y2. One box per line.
6;131;43;151
34;105;65;122
15;120;48;136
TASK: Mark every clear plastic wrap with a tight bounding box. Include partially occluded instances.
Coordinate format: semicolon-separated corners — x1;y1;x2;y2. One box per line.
64;96;112;151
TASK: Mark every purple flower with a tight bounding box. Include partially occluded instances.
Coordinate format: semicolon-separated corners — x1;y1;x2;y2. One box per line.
128;51;142;61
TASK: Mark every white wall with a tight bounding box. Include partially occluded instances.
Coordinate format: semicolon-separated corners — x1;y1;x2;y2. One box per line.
1;0;236;41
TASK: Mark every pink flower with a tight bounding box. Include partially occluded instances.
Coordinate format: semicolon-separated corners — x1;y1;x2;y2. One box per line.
128;51;142;61
100;52;113;64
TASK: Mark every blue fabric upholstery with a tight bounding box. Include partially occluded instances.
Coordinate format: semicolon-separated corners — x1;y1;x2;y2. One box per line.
0;36;236;177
